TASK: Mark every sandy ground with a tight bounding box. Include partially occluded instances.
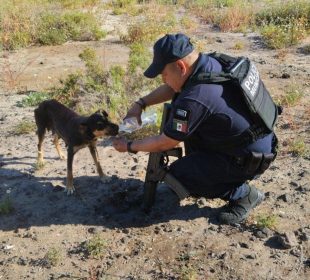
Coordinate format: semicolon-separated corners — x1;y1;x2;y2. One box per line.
0;8;310;280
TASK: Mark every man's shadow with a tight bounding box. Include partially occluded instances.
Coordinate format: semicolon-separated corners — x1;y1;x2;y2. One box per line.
0;155;221;231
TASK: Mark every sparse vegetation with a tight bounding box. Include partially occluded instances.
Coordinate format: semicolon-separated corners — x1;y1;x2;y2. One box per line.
232;41;244;50
85;234;107;259
44;247;62;266
180;265;198;280
256;214;277;230
278;84;304;107
18;91;51;107
36;12;106;46
13;120;36;135
288;137;309;157
256;0;310;49
0;0;105;50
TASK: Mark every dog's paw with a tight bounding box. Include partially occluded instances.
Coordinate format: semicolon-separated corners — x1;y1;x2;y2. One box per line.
59;154;66;160
100;176;111;184
65;186;75;195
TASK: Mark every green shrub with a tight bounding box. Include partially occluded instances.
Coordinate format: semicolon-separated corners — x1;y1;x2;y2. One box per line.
79;47;105;86
278;85;304;107
18;91;51;107
36;12;106;45
0;1;106;50
50;0;101;9
256;214;277;230
256;0;310;26
0;4;33;50
85;234;106;259
256;0;309;48
51;72;84;106
44;247;62;266
288;138;308;157
128;42;151;73
261;18;308;49
121;11;176;44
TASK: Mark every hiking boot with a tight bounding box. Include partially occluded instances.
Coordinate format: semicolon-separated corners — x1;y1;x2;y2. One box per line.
218;185;265;224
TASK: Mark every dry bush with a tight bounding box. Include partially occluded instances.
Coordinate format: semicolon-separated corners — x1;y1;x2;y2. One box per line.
216;5;254;32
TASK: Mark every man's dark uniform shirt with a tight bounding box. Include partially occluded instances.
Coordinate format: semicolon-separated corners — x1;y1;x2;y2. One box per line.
164;53;273;157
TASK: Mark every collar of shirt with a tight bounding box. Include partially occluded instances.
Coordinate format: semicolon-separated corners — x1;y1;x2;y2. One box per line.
181;53;222;91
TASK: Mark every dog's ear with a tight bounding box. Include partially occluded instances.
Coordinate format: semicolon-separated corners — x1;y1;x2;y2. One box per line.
95;109;108;117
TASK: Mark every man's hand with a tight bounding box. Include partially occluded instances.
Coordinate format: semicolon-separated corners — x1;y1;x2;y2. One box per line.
124;103;143;125
112;137;128;152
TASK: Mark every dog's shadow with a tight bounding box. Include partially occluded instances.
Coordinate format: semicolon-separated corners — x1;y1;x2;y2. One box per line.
0;157;220;231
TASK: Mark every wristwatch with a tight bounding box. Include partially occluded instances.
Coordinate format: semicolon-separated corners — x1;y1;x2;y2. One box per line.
135;98;147;110
127;141;137;154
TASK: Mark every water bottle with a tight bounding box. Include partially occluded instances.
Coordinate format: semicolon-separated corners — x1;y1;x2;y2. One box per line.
119;110;157;133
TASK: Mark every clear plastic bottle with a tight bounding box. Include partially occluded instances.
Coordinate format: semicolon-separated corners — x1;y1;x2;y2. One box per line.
119;110;157;133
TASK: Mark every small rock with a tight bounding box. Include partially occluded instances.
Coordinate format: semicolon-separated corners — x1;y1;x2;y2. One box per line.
122;228;130;234
290;181;299;187
281;73;290;79
208;225;218;232
296;184;310;193
239;242;249;248
299;170;310;178
154;226;161;234
254;228;271;239
3;244;14;251
290;248;301;257
87;227;99;234
245;253;256;259
276;232;299;249
277;193;291;203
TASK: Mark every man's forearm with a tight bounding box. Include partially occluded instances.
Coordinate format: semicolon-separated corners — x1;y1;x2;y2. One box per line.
142;84;175;107
131;133;180;153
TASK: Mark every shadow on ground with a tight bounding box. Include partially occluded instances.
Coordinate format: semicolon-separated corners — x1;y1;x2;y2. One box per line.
0;158;220;231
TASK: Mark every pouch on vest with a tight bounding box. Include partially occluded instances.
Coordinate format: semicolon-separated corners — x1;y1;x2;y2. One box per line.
188;52;282;146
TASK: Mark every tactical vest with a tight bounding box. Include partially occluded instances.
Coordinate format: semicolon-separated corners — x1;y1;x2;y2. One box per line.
186;52;282;151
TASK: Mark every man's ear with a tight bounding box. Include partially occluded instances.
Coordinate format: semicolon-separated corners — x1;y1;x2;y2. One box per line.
176;60;187;76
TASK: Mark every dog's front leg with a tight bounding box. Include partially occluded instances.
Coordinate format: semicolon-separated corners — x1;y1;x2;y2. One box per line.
88;144;109;183
66;146;75;195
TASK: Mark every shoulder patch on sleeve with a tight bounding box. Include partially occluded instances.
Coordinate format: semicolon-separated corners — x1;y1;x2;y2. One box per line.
172;108;190;133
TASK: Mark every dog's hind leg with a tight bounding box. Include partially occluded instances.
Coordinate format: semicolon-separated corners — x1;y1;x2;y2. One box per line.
35;123;46;166
53;134;66;160
88;144;109;183
65;146;75;195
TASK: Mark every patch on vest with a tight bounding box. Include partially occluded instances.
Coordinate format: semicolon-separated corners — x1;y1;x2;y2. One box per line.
241;62;260;99
172;108;190;133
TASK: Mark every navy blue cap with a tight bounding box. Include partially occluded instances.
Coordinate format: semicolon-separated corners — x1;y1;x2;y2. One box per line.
144;33;194;78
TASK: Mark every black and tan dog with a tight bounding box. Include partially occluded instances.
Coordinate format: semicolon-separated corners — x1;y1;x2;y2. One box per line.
34;99;119;194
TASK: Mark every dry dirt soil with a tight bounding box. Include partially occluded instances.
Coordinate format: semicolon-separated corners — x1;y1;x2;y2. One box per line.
0;9;310;280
